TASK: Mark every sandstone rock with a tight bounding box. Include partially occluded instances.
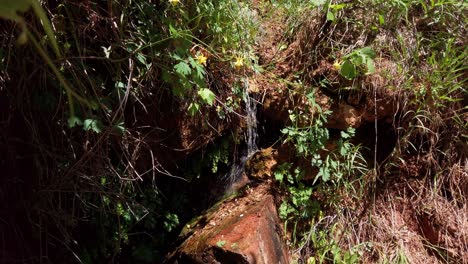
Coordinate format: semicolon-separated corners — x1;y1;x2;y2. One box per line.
167;187;289;264
326;103;362;129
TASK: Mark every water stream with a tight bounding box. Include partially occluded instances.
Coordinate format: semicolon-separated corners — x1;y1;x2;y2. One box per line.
224;78;259;190
243;78;258;157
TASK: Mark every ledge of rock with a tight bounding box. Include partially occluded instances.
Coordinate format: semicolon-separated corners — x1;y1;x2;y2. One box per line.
166;183;289;264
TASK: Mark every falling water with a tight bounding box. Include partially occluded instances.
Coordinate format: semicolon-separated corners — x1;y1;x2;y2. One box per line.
224;78;258;190
243;78;258;156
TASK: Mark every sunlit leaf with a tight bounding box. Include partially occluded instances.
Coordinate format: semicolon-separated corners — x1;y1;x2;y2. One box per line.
326;11;335;21
174;61;191;76
366;58;375;73
359;47;376;59
187;102;200;116
198;88;215;106
83;118;103;133
340;60;356;80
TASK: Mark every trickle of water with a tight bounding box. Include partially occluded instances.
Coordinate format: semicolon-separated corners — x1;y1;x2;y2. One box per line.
243;78;258;157
224;78;258;190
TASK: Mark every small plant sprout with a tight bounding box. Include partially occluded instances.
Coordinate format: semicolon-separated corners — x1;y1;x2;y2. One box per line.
216;240;227;247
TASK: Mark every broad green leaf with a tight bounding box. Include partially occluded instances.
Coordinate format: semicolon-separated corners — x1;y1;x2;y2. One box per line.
326;11;335;21
359;47;376;59
366;58;376;73
189;57;205;80
174;61;191;76
83;119;103;133
197;88;215;106
340;60;356;80
340;130;351;139
353;55;364;65
319;167;330;182
340;144;348;155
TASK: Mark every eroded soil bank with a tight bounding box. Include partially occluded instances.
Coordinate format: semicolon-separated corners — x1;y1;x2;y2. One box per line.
165;1;467;263
1;1;466;263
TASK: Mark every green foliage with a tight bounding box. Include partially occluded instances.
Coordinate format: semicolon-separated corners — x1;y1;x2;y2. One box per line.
164;213;179;232
2;0;258;135
338;47;376;80
78;179;186;263
198;88;216;106
207;138;230;174
306;224;361;264
281;88;367;183
83;118;104;133
216;240;227;247
186;136;232;180
281;90;330;158
155;0;258;114
276;164;320;221
267;0;327;40
326;3;347;22
276;86;368;260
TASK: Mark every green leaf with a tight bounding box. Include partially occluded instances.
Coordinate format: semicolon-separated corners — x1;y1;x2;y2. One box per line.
359;47;376;59
189;57;205;80
135;52;147;66
274;171;284;182
188;102;200;116
340;60;356;80
330;3;346;10
366;58;375;74
378;14;385;25
326;11;335;21
216;240;226;247
174;61;191;76
279;202;293;219
111;122;125;136
168;24;179;37
164;213;179;232
83;118;103;133
198;88;216;106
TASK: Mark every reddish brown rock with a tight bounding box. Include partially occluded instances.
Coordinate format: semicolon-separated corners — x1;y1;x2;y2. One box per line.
167;184;289;264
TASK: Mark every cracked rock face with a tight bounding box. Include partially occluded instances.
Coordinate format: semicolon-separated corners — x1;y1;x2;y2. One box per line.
166;184;289;264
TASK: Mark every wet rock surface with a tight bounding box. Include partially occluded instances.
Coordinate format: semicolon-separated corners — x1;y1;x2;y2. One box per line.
166;183;289;264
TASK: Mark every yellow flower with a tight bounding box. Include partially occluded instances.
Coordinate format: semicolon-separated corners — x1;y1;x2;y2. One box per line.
169;0;180;6
195;54;208;66
234;57;244;69
333;61;341;71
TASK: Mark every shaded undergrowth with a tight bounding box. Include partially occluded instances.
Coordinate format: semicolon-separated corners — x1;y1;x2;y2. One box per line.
0;0;466;263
